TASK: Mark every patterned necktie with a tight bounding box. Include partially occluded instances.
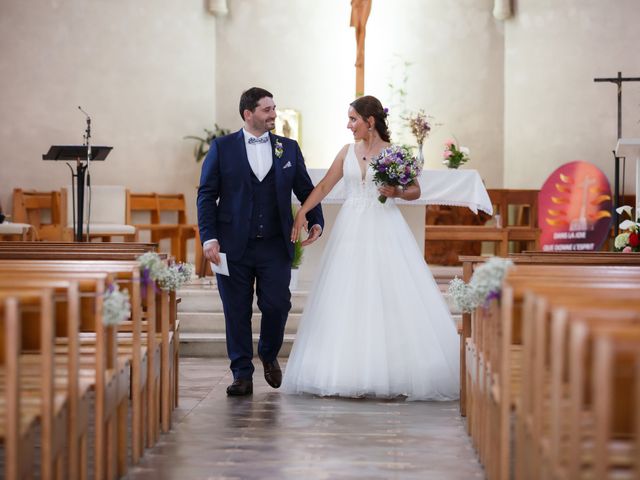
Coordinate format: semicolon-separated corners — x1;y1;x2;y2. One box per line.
248;136;269;145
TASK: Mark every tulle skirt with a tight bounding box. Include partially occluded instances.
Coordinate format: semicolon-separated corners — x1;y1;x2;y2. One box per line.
281;197;460;401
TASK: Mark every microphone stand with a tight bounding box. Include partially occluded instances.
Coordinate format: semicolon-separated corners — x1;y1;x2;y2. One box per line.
78;106;92;241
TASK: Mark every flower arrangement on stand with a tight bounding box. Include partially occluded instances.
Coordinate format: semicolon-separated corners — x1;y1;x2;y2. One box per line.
614;205;640;252
370;144;422;203
403;110;433;166
447;257;513;313
442;139;470;169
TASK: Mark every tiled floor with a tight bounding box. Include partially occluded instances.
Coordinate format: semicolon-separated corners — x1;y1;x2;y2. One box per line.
126;358;484;480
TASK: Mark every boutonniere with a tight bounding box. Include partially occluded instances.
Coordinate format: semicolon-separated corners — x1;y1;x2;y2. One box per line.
274;139;284;158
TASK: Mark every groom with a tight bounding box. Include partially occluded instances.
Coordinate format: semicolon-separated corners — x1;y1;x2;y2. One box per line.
197;87;324;396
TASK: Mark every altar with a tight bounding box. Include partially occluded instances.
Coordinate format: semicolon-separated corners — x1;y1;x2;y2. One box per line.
295;168;493;286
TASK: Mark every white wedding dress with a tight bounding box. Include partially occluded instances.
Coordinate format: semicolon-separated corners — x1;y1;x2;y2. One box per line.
282;144;460;401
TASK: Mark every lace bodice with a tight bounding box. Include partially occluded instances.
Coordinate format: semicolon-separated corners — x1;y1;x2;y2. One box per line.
342;144;384;203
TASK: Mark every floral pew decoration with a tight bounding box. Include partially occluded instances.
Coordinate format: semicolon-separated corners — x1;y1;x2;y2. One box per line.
447;257;514;312
613;205;639;252
137;251;195;293
103;284;132;325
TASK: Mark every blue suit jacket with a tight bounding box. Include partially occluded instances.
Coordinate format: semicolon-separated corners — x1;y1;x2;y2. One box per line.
197;130;324;261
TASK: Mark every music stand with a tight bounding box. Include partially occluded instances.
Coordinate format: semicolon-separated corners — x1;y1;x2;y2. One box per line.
43;145;113;241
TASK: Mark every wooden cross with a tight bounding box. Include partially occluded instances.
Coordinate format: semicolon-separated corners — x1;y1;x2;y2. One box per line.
350;0;372;97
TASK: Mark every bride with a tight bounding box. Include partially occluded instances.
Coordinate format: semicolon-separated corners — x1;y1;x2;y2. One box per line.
281;95;460;401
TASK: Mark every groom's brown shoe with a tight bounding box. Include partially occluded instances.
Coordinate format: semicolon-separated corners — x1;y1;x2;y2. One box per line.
226;379;253;396
261;358;282;388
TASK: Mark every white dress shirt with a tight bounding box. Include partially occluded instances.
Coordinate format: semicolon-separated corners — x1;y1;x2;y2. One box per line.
243;129;272;182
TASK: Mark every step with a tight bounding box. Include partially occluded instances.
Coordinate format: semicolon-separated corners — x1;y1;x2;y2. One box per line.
180;333;295;358
178;312;302;334
178;286;309;313
179;315;462;358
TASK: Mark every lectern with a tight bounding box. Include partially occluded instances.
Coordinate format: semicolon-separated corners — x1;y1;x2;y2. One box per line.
615;138;640;225
42;145;112;241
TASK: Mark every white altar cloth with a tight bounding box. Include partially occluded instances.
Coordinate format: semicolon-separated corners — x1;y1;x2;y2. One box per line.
305;168;493;215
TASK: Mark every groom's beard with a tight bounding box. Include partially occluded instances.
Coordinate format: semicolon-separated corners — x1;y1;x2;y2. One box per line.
249;117;276;135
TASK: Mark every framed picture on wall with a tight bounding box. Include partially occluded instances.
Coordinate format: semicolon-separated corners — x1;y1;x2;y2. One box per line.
274;109;301;144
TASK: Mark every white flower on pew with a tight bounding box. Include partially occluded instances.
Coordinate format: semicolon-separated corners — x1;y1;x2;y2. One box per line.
156;262;194;291
136;251;194;292
137;251;166;280
103;283;131;326
448;257;514;313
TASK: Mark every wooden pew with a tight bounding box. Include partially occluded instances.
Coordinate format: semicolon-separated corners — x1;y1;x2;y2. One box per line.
591;327;640;479
0;289;64;480
0;261;155;463
459;252;640;417
0;279;90;480
491;266;640;480
1;272;127;480
515;289;640;479
460;260;640;479
0;243;182;437
0;249;177;437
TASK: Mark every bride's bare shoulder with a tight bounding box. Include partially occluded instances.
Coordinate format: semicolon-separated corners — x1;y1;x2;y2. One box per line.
333;144;351;164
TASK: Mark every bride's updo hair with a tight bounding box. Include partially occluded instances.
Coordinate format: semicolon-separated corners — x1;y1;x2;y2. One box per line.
350;95;391;142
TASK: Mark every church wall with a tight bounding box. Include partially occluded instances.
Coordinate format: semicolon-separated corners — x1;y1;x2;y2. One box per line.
0;0;215;239
214;0;505;187
504;0;640;194
2;0;638;251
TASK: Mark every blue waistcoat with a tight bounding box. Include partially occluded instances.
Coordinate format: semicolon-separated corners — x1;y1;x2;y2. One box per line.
249;165;281;239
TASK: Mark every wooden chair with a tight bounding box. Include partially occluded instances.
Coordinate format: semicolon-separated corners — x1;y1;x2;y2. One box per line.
12;189;66;241
63;185;136;242
157;193;197;263
127;191;197;264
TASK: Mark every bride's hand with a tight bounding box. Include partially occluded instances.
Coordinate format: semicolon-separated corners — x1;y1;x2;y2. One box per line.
378;184;400;198
290;211;308;243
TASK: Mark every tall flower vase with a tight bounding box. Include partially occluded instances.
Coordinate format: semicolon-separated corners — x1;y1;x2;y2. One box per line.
417;142;424;168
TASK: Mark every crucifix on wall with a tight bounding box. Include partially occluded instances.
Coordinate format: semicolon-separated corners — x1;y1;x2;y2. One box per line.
350;0;372;97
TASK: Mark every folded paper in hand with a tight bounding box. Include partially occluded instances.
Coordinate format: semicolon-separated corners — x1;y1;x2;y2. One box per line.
210;252;229;276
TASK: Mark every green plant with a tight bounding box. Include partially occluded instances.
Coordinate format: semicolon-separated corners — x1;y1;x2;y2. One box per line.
184;124;231;163
292;237;304;269
291;205;304;269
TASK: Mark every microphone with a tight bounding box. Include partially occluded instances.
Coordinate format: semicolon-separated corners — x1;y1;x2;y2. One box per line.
77;106;92;158
77;105;90;120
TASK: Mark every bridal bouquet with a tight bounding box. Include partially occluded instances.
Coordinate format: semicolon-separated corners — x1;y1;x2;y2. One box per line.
614;205;640;252
370;144;422;204
443;139;470;169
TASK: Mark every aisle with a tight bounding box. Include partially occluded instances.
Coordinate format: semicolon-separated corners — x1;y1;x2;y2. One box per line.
126;358;483;480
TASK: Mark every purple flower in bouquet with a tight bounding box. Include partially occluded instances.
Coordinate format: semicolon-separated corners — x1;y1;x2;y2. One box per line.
369;144;422;204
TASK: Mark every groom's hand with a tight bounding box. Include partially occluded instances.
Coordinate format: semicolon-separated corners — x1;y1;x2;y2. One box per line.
301;224;322;246
291;212;308;243
203;239;221;265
